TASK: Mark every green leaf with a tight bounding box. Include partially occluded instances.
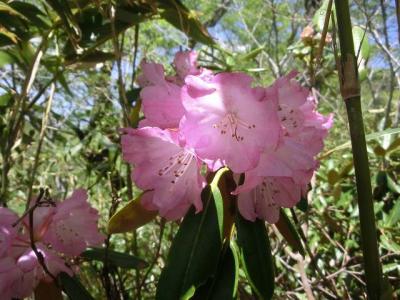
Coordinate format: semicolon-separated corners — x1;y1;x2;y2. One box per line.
107;192;157;234
373;144;386;157
236;215;274;300
275;210;305;256
237;45;265;61
193;242;239;300
380;235;400;253
386;137;400;154
322;127;400;158
156;169;225;300
58;272;95;300
45;0;80;42
383;263;399;274
9;1;50;29
296;196;308;212
0;50;16;67
0;93;12;107
0;26;19;44
209;242;239;300
0;2;28;20
126;88;141;105
353;26;370;60
64;3;153;54
386;199;400;227
387;175;400;194
34;280;63;300
81;247;148;269
210;167;229;240
158;0;214;45
327;169;340;185
65;51;117;69
380;276;394;300
312;0;334;31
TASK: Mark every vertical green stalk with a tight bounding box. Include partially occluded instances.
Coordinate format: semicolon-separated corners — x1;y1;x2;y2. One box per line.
334;1;383;298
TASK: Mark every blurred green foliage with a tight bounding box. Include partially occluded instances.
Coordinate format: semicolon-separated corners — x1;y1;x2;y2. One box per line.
0;0;399;299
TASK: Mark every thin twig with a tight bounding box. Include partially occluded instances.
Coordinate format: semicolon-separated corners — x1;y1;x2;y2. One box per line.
26;83;55;209
28;189;58;283
130;25;140;87
138;220;165;291
316;0;333;68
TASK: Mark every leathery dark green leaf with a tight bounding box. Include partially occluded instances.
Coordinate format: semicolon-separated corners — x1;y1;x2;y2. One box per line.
275;209;305;256
81;247;148;269
209;242;239;300
58;272;94;300
236;215;275;300
155;169;226;300
158;0;214;45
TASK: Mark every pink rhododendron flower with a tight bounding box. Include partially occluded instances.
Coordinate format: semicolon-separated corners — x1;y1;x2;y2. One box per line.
180;72;280;173
236;177;305;223
0;208;19;257
0;245;73;300
121;127;205;220
43;189;105;256
0;256;25;300
234;72;333;222
140;82;184;129
126;52;332;224
0;189;104;299
173;50;200;80
138;51;213;129
136;59;165;88
138;58;185;129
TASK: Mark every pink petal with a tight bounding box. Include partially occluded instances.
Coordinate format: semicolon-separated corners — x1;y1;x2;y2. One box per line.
237;177;302;223
136;59;165;87
141;82;185;129
0;208;20;257
181;72;280;173
0;257;24;300
42;189;105;256
121;127;205;220
173;51;200;79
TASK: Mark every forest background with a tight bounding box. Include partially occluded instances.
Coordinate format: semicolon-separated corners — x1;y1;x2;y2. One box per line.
0;0;399;299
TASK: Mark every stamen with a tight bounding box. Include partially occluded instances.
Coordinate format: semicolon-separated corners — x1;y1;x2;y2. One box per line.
212;113;256;142
158;151;193;185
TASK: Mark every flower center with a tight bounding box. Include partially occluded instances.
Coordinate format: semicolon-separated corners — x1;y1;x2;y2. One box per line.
255;178;279;209
158;151;193;184
212;113;256;142
278;105;300;131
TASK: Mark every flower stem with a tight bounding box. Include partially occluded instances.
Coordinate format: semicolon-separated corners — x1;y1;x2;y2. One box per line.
334;1;383;298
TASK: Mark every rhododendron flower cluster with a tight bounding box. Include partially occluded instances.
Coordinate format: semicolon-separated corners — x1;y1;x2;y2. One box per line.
0;189;104;299
122;51;333;222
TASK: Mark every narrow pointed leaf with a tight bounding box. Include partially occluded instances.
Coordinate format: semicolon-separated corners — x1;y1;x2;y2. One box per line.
34;280;63;300
209;242;239;300
275;210;305;255
387;175;400;194
191;241;239;300
158;0;214;45
236;215;274;300
45;0;80;41
0;2;28;20
352;26;370;60
156;169;225;300
387;200;400;227
296;196;308;212
386;137;400;154
321;127;400;158
58;272;94;300
9;2;50;29
107;193;157;234
81;247;148;269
